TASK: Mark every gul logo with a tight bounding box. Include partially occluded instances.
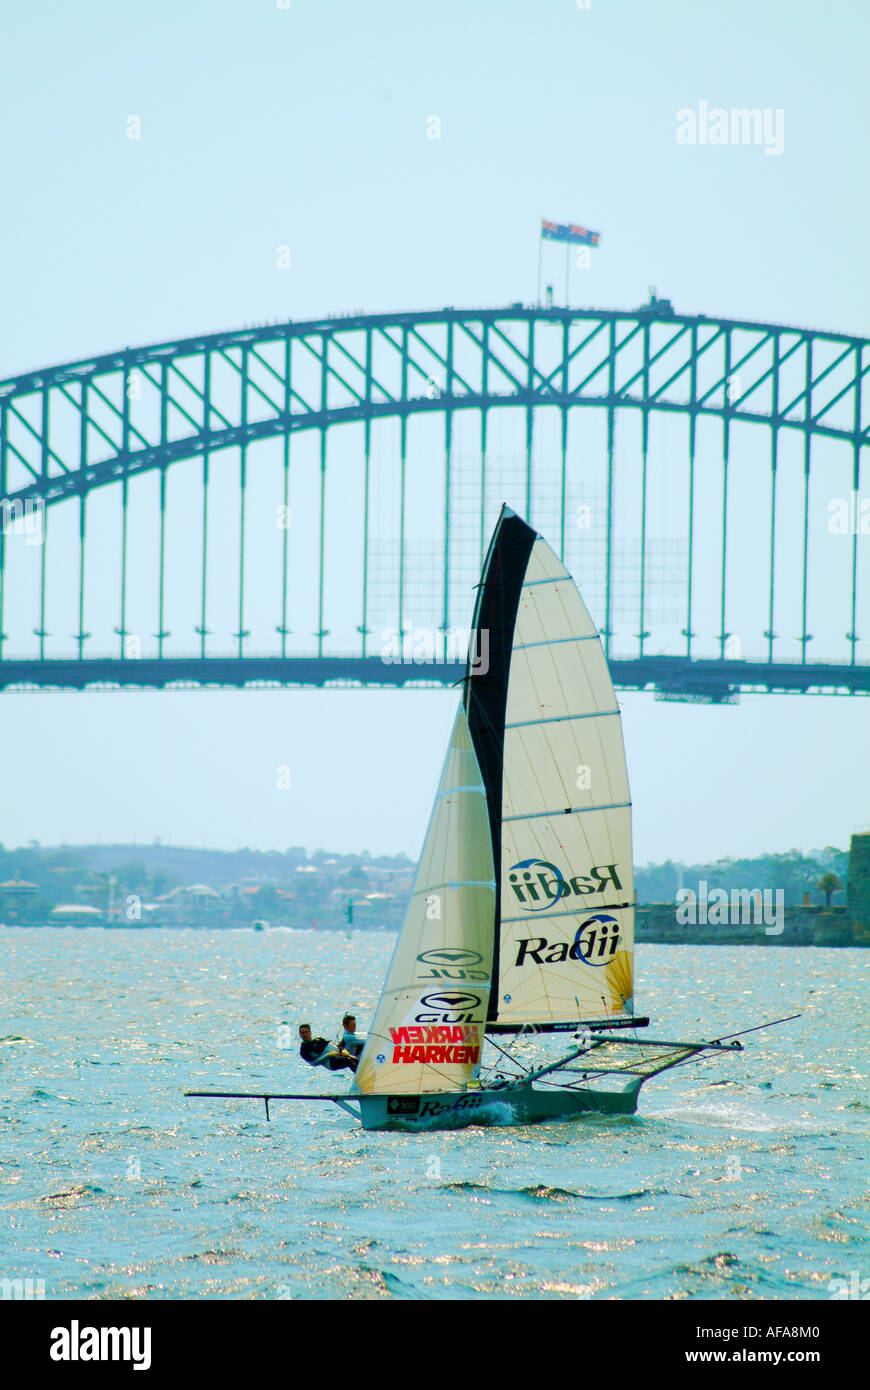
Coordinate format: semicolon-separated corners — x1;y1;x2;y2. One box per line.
508;859;622;909
416;948;488;981
415;990;484;1023
515;914;620;967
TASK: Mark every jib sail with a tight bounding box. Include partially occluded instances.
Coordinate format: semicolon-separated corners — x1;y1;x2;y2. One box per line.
464;507;635;1029
353;707;496;1095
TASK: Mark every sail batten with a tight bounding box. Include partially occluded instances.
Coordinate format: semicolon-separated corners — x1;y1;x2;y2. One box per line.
506;709;621;727
436;786;492;796
504;801;632;821
502;902;631;923
515;634;602;649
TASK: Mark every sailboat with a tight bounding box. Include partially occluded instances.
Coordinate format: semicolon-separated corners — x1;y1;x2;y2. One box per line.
188;507;791;1131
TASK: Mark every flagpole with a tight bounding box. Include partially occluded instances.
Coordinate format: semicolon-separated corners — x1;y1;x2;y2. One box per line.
565;242;570;306
537;227;543;305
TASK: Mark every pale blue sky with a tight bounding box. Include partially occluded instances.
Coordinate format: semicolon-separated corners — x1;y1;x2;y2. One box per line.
1;0;867;862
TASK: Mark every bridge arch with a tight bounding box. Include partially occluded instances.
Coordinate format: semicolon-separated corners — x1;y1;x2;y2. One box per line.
1;303;867;696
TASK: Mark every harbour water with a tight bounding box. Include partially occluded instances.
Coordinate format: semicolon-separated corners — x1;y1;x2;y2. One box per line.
1;929;866;1300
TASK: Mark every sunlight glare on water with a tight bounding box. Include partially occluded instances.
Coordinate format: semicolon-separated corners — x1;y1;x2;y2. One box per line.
1;930;866;1300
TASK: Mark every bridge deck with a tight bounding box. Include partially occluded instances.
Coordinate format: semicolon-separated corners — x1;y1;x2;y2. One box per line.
0;655;866;698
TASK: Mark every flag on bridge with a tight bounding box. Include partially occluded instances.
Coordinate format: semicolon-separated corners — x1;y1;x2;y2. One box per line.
541;219;601;247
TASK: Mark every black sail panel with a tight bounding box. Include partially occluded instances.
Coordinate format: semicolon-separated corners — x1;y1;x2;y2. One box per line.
463;507;537;1021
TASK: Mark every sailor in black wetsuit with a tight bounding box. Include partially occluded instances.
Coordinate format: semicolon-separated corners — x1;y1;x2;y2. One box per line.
298;1022;358;1072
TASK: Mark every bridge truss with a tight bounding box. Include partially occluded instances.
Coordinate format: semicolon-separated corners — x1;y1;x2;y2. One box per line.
1;302;867;698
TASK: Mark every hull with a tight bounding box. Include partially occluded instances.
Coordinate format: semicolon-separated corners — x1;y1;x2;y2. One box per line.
357;1078;642;1132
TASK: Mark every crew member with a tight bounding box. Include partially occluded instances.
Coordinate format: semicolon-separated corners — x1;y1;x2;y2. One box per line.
298;1023;358;1073
340;1013;366;1058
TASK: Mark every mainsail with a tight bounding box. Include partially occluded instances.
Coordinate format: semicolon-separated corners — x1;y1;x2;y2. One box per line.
464;507;635;1030
353;707;496;1095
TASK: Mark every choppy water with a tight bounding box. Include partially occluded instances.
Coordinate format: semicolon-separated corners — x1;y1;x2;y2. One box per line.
1;930;867;1300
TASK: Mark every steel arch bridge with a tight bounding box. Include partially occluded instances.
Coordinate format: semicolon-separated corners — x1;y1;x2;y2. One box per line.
0;299;868;699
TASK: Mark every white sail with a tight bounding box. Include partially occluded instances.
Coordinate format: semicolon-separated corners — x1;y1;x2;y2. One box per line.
353;707;495;1095
496;536;634;1024
465;510;635;1029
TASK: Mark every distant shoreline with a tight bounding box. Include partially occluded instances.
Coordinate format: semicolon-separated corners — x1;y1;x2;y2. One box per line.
2;836;866;944
1;919;864;947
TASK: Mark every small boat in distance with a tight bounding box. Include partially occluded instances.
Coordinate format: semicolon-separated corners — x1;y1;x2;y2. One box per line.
188;507;795;1130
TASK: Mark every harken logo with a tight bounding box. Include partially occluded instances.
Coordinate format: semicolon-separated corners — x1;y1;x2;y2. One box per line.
508;859;622;909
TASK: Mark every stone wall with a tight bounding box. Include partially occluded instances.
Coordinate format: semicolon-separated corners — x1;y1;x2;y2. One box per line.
637;835;870;946
846;833;870;936
634;902;856;946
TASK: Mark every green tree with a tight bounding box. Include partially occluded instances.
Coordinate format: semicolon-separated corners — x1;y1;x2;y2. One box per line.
817;873;842;907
